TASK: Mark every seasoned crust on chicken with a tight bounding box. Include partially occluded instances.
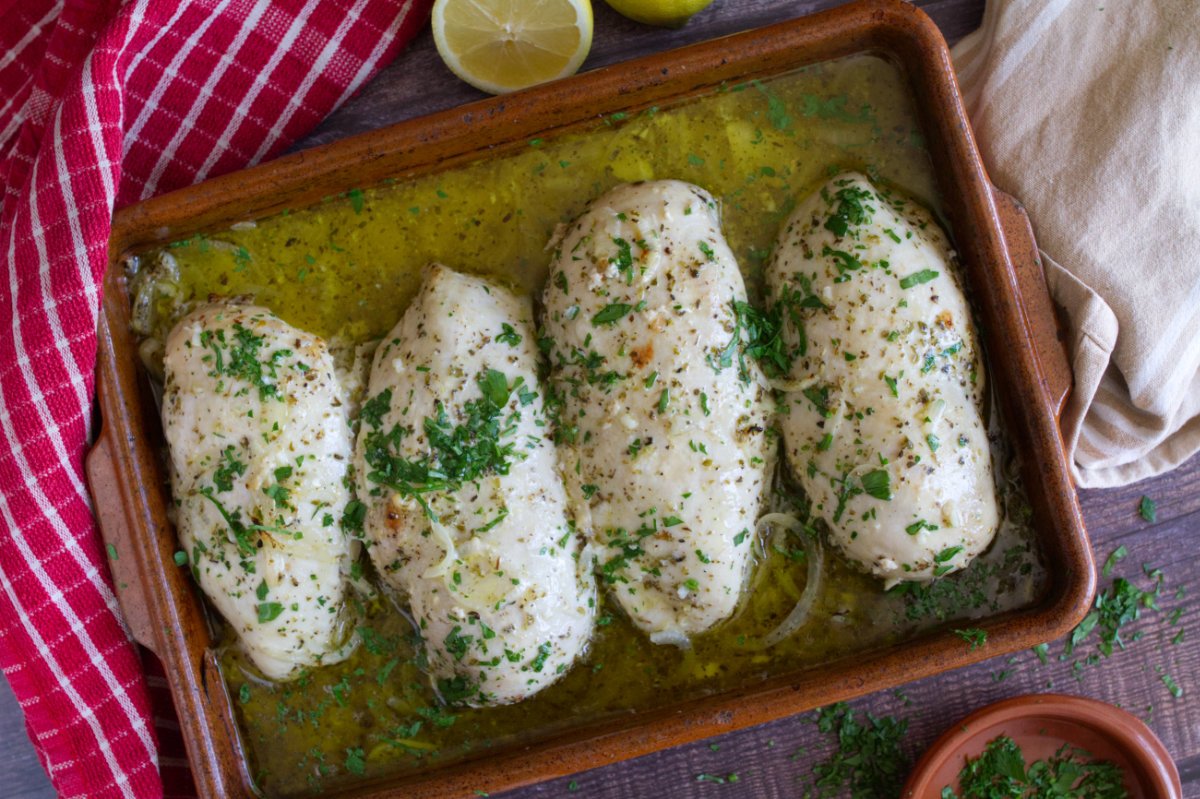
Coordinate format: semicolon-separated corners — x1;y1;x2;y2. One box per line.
162;302;356;680
541;180;772;644
356;264;595;706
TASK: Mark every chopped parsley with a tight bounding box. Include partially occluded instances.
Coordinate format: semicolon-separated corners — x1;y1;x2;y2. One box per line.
954;628;987;650
344;747;366;776
860;469;892;501
1138;495;1157;523
807;702;909;798
1161;672;1183;698
495;323;522;347
1066;572;1160;659
610;237;634;283
898;269;939;289
360;370;519;520
803;384;834;417
696;772;740;785
823;185;875;237
213;445;246;492
945;735;1126;798
200;323;291;401
257;602;284;623
1102;545;1127;577
528;642;552;672
905;519;938;535
592;303;632;325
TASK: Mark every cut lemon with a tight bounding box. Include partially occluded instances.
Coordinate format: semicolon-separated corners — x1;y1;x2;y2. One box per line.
432;0;594;95
604;0;714;28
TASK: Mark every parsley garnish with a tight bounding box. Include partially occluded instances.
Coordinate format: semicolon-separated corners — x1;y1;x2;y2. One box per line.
905;519;938;535
1138;495;1157;523
475;507;509;533
213;445;246;491
437;675;476;705
696;773;740;785
808;702;909;798
360;370;519;520
257;602;284;623
954;628;987;650
528;642;552;672
200;323;290;400
823;185;875;237
592;303;632;325
610;237;634;283
946;735;1126;798
495;323;522;346
444;626;472;661
344;747;366;776
898;269;939;289
803;384;834;417
860;469;892;500
1102;545;1127;577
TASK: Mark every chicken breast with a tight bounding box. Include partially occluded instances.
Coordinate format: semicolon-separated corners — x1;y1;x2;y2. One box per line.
541;180;772;644
162;303;356;681
765;172;999;584
356;264;595;706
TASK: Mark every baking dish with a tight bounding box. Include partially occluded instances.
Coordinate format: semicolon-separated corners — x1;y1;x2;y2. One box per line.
87;1;1093;796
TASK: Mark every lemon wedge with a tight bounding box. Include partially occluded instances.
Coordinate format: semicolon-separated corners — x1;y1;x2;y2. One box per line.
432;0;594;95
604;0;714;28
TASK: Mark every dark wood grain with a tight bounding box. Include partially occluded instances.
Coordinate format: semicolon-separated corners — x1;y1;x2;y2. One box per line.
5;1;1197;797
292;0;985;150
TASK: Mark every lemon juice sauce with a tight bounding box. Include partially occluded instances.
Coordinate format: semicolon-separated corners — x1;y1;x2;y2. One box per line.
128;55;1045;797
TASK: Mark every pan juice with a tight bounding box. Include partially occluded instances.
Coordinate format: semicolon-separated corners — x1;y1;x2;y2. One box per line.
130;54;1045;797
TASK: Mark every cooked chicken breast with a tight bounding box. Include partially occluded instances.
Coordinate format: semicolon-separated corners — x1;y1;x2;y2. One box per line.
766;172;999;584
541;180;772;645
162;303;356;681
357;264;595;706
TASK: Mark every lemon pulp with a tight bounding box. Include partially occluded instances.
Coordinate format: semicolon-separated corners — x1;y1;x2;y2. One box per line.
433;0;593;94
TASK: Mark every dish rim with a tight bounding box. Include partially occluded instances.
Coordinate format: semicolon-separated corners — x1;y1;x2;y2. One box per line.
900;693;1183;798
88;1;1095;796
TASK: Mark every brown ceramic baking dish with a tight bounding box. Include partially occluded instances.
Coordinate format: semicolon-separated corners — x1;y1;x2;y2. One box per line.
87;1;1094;796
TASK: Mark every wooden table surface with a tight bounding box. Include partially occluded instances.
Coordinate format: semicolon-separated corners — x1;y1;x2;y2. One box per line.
4;1;1198;796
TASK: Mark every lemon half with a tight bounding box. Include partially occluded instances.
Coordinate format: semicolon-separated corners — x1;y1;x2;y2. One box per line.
604;0;715;28
432;0;594;95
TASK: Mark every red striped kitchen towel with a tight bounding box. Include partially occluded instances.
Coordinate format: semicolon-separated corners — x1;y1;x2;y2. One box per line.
0;1;431;797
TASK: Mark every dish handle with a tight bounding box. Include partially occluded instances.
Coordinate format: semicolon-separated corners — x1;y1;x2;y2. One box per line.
991;186;1072;417
86;411;159;655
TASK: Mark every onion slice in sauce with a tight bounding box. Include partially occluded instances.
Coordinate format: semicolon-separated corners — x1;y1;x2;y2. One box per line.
756;513;823;648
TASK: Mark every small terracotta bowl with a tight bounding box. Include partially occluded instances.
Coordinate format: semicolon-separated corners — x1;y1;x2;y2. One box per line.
902;694;1182;798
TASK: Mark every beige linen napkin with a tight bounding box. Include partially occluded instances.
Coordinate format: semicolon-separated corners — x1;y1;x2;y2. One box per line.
951;0;1200;488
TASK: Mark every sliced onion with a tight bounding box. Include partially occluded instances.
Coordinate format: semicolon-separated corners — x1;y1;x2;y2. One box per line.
754;513;823;648
765;375;818;393
421;515;459;579
924;398;947;427
649;628;692;649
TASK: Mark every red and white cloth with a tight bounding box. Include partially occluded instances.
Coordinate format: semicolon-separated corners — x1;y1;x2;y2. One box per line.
0;1;430;796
